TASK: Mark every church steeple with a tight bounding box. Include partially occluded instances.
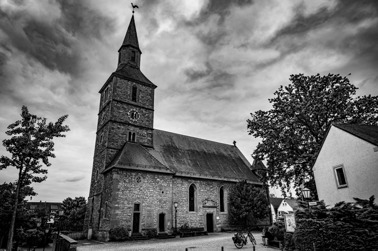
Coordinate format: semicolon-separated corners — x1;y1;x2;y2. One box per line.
118;15;142;68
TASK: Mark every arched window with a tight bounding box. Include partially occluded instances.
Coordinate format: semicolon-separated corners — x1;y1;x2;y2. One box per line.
220;187;225;212
132;86;138;102
189;184;196;212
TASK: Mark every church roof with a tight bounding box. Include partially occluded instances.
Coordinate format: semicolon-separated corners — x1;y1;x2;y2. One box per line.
119;15;140;52
105;142;173;174
104;129;262;184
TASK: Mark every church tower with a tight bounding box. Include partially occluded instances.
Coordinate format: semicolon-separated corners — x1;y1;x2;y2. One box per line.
87;14;156;233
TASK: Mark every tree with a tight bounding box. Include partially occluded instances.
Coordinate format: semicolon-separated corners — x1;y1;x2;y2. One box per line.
0;106;69;251
0;182;36;248
229;181;270;229
61;197;86;231
247;73;378;198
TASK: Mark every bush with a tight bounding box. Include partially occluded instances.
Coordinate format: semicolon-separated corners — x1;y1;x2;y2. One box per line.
284;233;295;251
17;229;48;248
179;222;189;230
109;227;129;241
268;220;285;241
141;228;157;238
293;196;378;251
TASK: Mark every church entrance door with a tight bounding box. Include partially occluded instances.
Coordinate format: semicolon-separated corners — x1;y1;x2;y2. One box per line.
133;213;140;233
159;213;165;232
206;213;214;233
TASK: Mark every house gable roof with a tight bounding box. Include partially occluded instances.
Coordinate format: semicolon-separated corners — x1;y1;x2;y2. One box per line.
284;199;299;211
104;129;262;184
270;197;284;210
333;124;378;146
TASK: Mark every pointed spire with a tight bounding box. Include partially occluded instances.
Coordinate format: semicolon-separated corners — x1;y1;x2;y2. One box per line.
120;15;141;53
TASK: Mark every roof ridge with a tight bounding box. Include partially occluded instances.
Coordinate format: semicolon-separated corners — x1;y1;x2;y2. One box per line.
139;144;173;172
154;128;235;147
333;123;378;146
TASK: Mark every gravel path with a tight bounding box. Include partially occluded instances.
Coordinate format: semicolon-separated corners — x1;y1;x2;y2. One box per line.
77;232;280;251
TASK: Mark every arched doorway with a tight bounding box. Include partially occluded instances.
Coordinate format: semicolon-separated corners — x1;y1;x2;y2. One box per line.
159;213;165;232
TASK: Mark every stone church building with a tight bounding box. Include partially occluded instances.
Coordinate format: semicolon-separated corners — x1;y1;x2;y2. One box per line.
86;14;263;240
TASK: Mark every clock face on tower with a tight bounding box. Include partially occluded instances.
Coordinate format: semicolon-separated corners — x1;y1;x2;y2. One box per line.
128;109;140;121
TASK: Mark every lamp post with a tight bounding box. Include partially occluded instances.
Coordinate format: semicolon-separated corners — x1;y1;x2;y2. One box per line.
301;187;311;209
174;202;178;235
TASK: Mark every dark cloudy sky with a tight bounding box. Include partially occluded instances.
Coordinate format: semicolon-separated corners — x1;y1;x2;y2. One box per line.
1;0;377;202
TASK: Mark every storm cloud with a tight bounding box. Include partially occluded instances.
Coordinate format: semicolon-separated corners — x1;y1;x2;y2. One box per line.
0;0;377;201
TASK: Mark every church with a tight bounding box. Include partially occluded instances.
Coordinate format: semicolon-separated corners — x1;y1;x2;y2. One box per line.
86;13;263;240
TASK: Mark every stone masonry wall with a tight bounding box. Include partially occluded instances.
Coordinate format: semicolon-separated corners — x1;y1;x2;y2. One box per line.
113;78;154;110
172;178;233;232
107;122;153;148
109;169;174;233
97;169;236;235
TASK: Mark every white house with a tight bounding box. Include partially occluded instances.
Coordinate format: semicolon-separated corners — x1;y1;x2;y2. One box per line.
313;124;378;206
277;199;298;218
269;198;283;222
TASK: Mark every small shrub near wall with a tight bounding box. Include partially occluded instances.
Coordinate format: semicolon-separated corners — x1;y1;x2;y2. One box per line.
109;227;129;241
141;228;157;238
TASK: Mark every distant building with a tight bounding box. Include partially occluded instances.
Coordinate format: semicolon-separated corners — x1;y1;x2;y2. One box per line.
313;124;378;206
85;14;265;240
27;201;63;215
277;199;298;219
269;198;283;222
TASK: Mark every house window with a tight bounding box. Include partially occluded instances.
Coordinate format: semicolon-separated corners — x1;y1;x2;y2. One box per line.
132;86;138;102
220;187;225;212
128;132;136;142
334;165;348;188
189;184;196;212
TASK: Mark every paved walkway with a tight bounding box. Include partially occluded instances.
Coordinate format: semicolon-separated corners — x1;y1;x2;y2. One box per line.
77;232;280;251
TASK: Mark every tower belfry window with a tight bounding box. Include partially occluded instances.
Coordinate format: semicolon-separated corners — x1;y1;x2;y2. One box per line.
128;132;136;142
132;86;138;102
131;51;136;62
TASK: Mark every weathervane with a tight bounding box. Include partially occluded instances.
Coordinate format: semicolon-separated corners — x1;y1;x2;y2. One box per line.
131;3;139;14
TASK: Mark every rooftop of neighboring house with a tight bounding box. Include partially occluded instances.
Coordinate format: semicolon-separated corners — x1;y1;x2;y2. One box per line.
27;201;62;211
270;197;284;210
280;198;299;211
333;124;378;146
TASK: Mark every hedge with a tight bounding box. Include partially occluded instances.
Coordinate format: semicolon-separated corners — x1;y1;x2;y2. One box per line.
109;226;129;241
288;196;378;251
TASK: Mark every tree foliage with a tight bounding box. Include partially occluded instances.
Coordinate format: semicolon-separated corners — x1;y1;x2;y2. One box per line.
61;197;87;231
0;106;69;251
247;73;378;197
229;181;270;229
0;182;36;248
